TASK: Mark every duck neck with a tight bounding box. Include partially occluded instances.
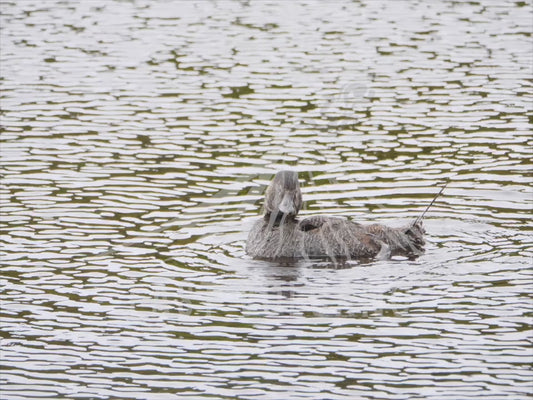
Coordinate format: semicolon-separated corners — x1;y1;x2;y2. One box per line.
264;211;296;227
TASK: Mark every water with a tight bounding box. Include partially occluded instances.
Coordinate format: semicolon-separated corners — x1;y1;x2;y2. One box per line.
1;1;532;399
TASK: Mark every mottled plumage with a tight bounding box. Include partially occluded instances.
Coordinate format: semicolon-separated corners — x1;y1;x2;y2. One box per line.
246;171;425;261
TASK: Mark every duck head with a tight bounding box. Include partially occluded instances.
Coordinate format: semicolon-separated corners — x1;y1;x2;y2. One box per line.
264;170;302;221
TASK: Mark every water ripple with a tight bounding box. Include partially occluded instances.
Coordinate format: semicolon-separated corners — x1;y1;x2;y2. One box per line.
1;0;532;399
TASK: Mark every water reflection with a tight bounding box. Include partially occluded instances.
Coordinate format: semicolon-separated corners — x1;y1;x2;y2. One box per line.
1;0;532;399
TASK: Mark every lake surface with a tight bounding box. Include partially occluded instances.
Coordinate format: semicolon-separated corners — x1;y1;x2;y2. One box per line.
1;1;532;399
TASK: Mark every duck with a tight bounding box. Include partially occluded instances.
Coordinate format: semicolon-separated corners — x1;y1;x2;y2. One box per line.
246;170;426;261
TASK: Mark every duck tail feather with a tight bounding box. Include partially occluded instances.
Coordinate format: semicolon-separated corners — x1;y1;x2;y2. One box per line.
411;180;448;227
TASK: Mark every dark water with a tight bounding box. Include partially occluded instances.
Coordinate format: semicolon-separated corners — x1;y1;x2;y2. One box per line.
1;1;532;399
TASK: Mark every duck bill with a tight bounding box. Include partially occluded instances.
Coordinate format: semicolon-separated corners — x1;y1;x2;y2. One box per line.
278;193;296;216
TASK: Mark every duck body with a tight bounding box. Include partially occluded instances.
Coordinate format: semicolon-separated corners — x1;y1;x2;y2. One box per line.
246;171;425;261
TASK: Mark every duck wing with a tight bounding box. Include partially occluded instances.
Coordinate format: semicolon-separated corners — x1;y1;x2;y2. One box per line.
298;216;382;259
298;215;356;232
